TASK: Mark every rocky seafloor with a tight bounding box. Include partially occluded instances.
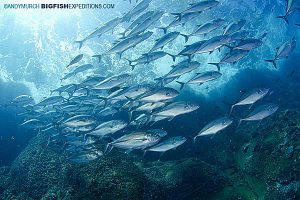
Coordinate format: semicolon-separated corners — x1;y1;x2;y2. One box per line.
0;110;299;200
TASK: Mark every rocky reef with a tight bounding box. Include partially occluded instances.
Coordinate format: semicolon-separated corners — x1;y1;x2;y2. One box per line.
0;110;299;200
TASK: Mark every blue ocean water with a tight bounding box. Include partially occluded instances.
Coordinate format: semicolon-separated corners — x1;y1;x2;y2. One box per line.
0;0;299;199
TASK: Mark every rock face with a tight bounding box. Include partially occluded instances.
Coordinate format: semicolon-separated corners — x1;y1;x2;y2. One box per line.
0;133;225;200
140;159;227;200
0;110;299;199
214;110;300;200
0;133;148;200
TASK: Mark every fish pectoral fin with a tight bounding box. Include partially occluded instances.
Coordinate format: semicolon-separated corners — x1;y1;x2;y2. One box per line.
125;148;133;154
168;116;175;121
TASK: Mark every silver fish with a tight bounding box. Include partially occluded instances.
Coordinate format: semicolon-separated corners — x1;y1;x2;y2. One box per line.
50;84;76;95
195;35;230;54
177;71;221;90
69;150;103;163
230;88;269;114
130;87;179;103
265;37;296;68
106;84;153;103
88;120;128;137
172;0;219;21
11;95;34;106
62;115;96;128
107;129;167;152
223;20;246;35
93;31;153;61
149;32;182;53
238;103;279;127
66;54;83;67
276;0;295;24
233;34;266;51
122;11;155;36
182;18;225;42
79;75;106;88
160;60;200;80
97;107;119;117
36;96;65;107
194;117;233;140
75;17;122;49
145;136;186;152
21;119;46;129
61;64;94;81
227;30;249;43
93;73;131;90
177;40;207;60
125;11;163;38
122;0;152;22
159;12;201;34
208;49;249;71
152;102;199;120
133;102;166;112
126;51;175;70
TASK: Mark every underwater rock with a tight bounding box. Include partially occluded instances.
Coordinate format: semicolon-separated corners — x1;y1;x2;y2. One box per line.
139;158;227;200
0;133;148;200
230;110;300;200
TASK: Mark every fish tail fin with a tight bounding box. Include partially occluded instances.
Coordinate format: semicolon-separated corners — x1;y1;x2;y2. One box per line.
125;96;135;109
142;150;147;158
128;110;134;122
265;59;277;68
171;13;182;21
176;81;185;90
104;143;113;154
92;54;102;63
193;136;197;144
157;27;168;34
74;40;84;49
155;77;164;86
180;34;189;43
166;53;176;62
208;62;221;71
224;44;233;51
260;32;268;40
276;15;289;24
98;96;108;107
229;105;235;115
124;58;135;70
237;119;243;129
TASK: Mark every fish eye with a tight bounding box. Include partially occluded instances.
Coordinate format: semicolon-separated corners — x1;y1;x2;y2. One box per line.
166;92;170;96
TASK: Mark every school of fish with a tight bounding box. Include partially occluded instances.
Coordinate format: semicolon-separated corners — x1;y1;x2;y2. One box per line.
7;0;298;163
